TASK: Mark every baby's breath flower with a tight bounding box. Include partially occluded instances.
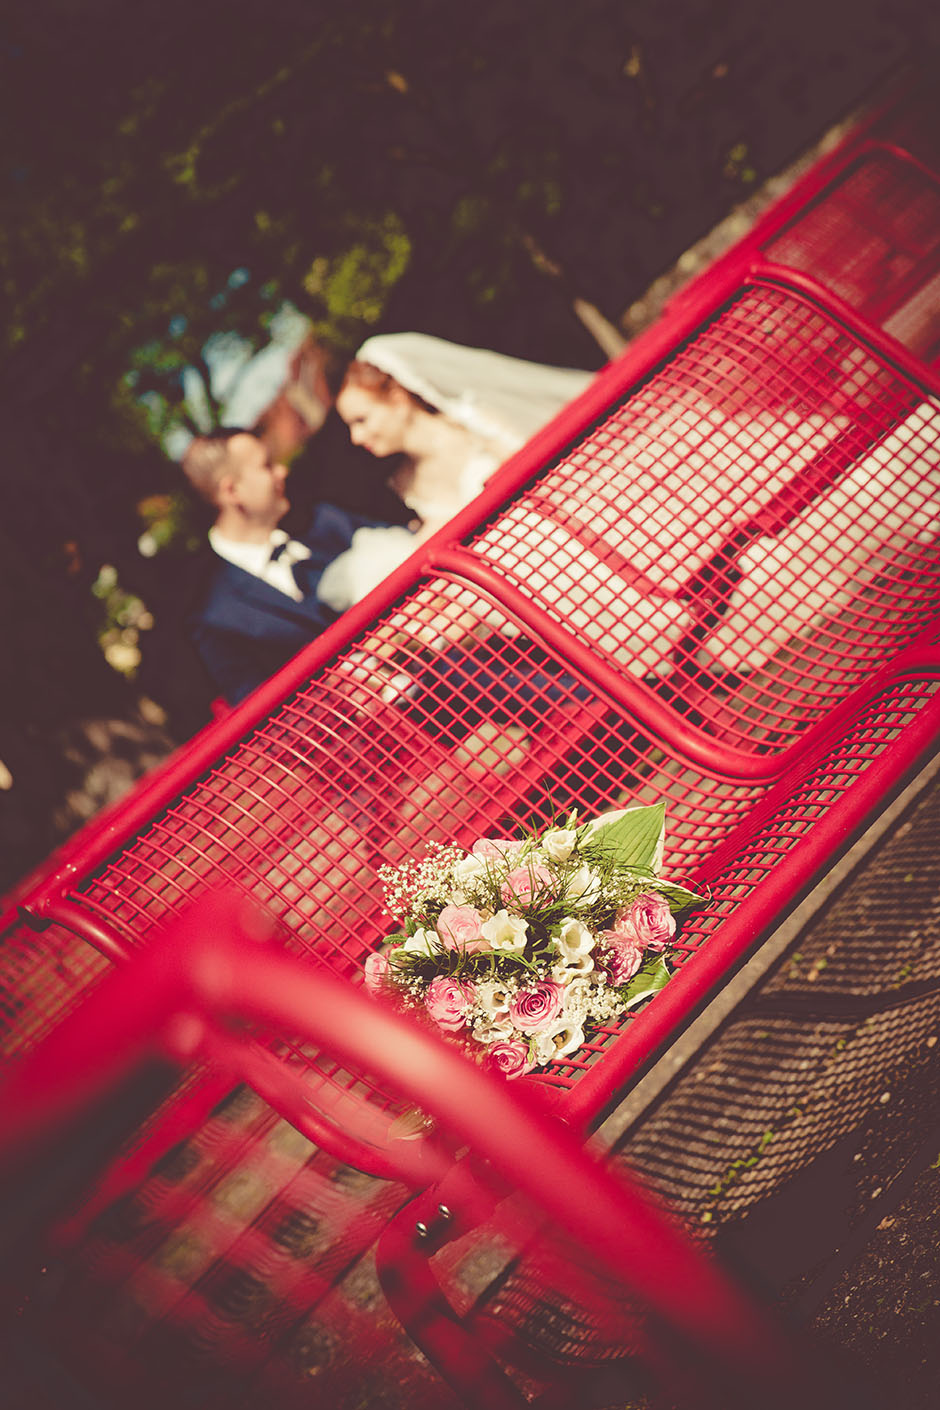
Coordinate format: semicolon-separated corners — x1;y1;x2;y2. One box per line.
366;807;697;1074
379;842;464;919
472;1015;516;1044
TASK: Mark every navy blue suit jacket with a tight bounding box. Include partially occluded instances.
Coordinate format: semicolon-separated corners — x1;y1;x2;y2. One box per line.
190;501;392;705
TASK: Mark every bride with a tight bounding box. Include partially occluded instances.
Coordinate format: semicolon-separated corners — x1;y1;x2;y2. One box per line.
315;332;594;611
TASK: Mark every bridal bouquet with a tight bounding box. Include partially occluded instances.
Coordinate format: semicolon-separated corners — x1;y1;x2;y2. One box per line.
364;804;704;1078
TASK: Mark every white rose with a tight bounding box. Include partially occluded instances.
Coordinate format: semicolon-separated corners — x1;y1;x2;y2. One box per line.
565;864;603;906
540;828;577;863
554;916;596;962
403;926;437;956
481;909;529;954
533;1017;586;1064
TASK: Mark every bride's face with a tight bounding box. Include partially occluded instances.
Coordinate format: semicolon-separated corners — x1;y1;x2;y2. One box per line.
336;383;414;458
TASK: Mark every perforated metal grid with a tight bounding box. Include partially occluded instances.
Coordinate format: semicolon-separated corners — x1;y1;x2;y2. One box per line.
43;1085;449;1410
0;924;107;1060
76;575;762;981
466;282;940;750
765;149;940;360
541;674;940;1089
68;639;940;1107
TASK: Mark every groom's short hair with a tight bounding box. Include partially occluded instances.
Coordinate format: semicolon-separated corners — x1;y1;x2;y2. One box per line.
182;428;253;505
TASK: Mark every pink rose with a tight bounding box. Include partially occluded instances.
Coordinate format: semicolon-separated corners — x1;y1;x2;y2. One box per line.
425;976;474;1032
598;930;644;985
363;951;390;994
485;1040;535;1080
626;893;677;952
472;837;520;859
437;904;488;953
500;864;556;908
509;980;564;1034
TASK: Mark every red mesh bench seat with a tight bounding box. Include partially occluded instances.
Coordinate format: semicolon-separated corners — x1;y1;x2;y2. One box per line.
763;143;940;366
459;276;940;754
2;81;940;1409
1;67;938;1176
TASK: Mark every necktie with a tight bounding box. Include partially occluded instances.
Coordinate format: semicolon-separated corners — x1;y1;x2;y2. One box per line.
267;535;312;597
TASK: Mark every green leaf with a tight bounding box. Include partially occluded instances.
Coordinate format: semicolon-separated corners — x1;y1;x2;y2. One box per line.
653;876;708;914
620;955;672;1009
583;803;666;873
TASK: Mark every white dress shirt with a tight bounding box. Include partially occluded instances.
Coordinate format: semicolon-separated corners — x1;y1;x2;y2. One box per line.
208;527;312;602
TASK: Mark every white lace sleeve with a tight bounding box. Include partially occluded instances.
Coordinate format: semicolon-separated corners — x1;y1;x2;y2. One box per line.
316;525;420;612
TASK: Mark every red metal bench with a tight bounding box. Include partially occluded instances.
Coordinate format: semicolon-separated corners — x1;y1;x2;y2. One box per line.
0;75;938;1410
0;895;879;1410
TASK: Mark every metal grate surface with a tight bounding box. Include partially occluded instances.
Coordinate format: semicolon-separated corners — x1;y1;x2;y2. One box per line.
42;1085;451;1410
69;661;940;1103
765;148;940;360
542;673;940;1090
462;759;940;1387
76;575;761;979
466;282;940;752
0;925;108;1061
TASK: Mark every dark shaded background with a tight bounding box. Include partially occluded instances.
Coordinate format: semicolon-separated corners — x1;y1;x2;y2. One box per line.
1;0;938;891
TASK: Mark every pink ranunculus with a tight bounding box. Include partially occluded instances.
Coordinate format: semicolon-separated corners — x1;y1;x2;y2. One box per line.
363;951;390;994
599;930;644;985
500;864;556;908
436;904;487;952
509;980;565;1034
485;1040;535;1080
425;976;475;1032
627;892;677;952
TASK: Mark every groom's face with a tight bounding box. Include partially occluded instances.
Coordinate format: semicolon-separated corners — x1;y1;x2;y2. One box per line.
226;434;290;527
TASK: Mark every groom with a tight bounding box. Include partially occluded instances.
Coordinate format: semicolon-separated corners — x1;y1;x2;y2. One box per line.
182;429;392;705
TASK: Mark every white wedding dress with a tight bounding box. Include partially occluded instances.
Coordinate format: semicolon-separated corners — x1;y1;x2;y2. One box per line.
316;333;594;612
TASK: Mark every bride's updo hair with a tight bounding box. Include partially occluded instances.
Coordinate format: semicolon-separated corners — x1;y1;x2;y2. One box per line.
341;359;439;416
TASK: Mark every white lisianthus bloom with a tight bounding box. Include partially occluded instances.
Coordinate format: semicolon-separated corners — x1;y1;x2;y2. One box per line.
475;979;513;1017
565;864;603;906
551;954;595;984
481;909;529;953
555;916;595;962
453;853;491;886
473;1015;516;1044
533;1017;585;1064
403;926;437;956
540;828;578;863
